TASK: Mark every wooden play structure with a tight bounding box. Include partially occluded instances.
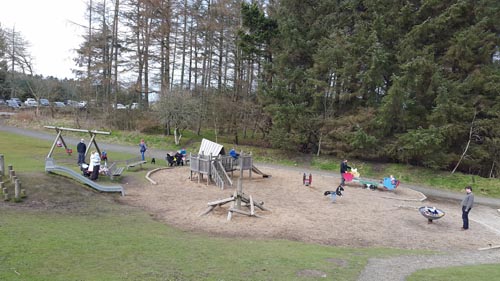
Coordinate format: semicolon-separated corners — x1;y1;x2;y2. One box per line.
201;170;270;221
189;139;270;190
45;125;109;159
44;126;124;195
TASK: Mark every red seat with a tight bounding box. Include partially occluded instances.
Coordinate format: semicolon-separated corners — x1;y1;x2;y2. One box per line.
342;172;354;182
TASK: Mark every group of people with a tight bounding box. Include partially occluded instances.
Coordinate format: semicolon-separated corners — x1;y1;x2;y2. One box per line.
166;151;185;166
77;138;105;181
339;158;475;230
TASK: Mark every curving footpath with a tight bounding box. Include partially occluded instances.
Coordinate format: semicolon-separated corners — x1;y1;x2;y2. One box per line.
358;250;500;281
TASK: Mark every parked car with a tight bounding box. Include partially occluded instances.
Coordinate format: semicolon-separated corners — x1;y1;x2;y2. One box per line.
114;103;126;109
11;97;22;106
25;98;38;107
66;100;79;107
0;99;6;106
53;101;65;108
78;101;87;108
6;99;20;109
39;98;50;106
130;102;139;109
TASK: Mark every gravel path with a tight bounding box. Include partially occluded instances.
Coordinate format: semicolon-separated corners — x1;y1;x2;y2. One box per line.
358;250;500;281
1;119;500;280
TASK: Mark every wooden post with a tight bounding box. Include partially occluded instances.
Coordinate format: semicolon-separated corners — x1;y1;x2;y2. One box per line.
236;178;242;209
0;154;4;176
249;195;255;216
8;165;13;179
3;193;8;201
47;129;63;158
21;189;26;198
14;179;20;200
197;154;201;184
2;187;7;194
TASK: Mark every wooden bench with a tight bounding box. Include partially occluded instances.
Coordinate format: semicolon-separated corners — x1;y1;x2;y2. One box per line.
106;162;125;180
126;156;147;170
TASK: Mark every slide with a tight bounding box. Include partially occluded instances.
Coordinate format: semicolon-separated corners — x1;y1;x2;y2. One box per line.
45;158;125;196
251;165;271;178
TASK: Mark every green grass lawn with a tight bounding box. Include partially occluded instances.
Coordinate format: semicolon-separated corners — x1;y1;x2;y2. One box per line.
0;207;409;281
1;128;499;280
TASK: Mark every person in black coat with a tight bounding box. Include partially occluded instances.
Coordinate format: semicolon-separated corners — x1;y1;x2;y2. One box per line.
77;139;86;165
340;159;351;186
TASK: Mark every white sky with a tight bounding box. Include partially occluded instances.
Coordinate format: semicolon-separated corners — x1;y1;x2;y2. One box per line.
0;0;87;79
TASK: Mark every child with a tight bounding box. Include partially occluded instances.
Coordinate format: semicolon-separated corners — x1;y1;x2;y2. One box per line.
101;151;108;167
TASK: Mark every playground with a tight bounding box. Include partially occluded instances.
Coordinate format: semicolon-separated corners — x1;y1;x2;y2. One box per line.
120;165;500;251
8;126;499;252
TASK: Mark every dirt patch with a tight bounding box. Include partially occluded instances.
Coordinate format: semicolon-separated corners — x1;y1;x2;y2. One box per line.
296;269;327;278
118;166;500;251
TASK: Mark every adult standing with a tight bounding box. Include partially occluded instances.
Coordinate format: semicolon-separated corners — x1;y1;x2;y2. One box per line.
89;151;101;180
77;138;87;165
139;139;147;161
461;186;474;230
340;159;351;186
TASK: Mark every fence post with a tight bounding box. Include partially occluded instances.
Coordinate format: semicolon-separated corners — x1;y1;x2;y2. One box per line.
8;165;13;180
15;179;21;200
0;154;4;176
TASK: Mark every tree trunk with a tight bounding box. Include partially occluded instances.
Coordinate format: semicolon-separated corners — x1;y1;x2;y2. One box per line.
452;111;477;174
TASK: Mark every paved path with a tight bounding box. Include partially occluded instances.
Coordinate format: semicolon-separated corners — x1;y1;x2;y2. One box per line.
358;250;500;281
1;120;500;280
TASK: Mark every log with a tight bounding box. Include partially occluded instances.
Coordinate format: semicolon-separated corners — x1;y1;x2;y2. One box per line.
228;208;252;216
228;208;263;218
240;195;269;211
207;197;235;206
200;205;216;216
478;245;500;251
227;200;235;221
250;195;255;216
